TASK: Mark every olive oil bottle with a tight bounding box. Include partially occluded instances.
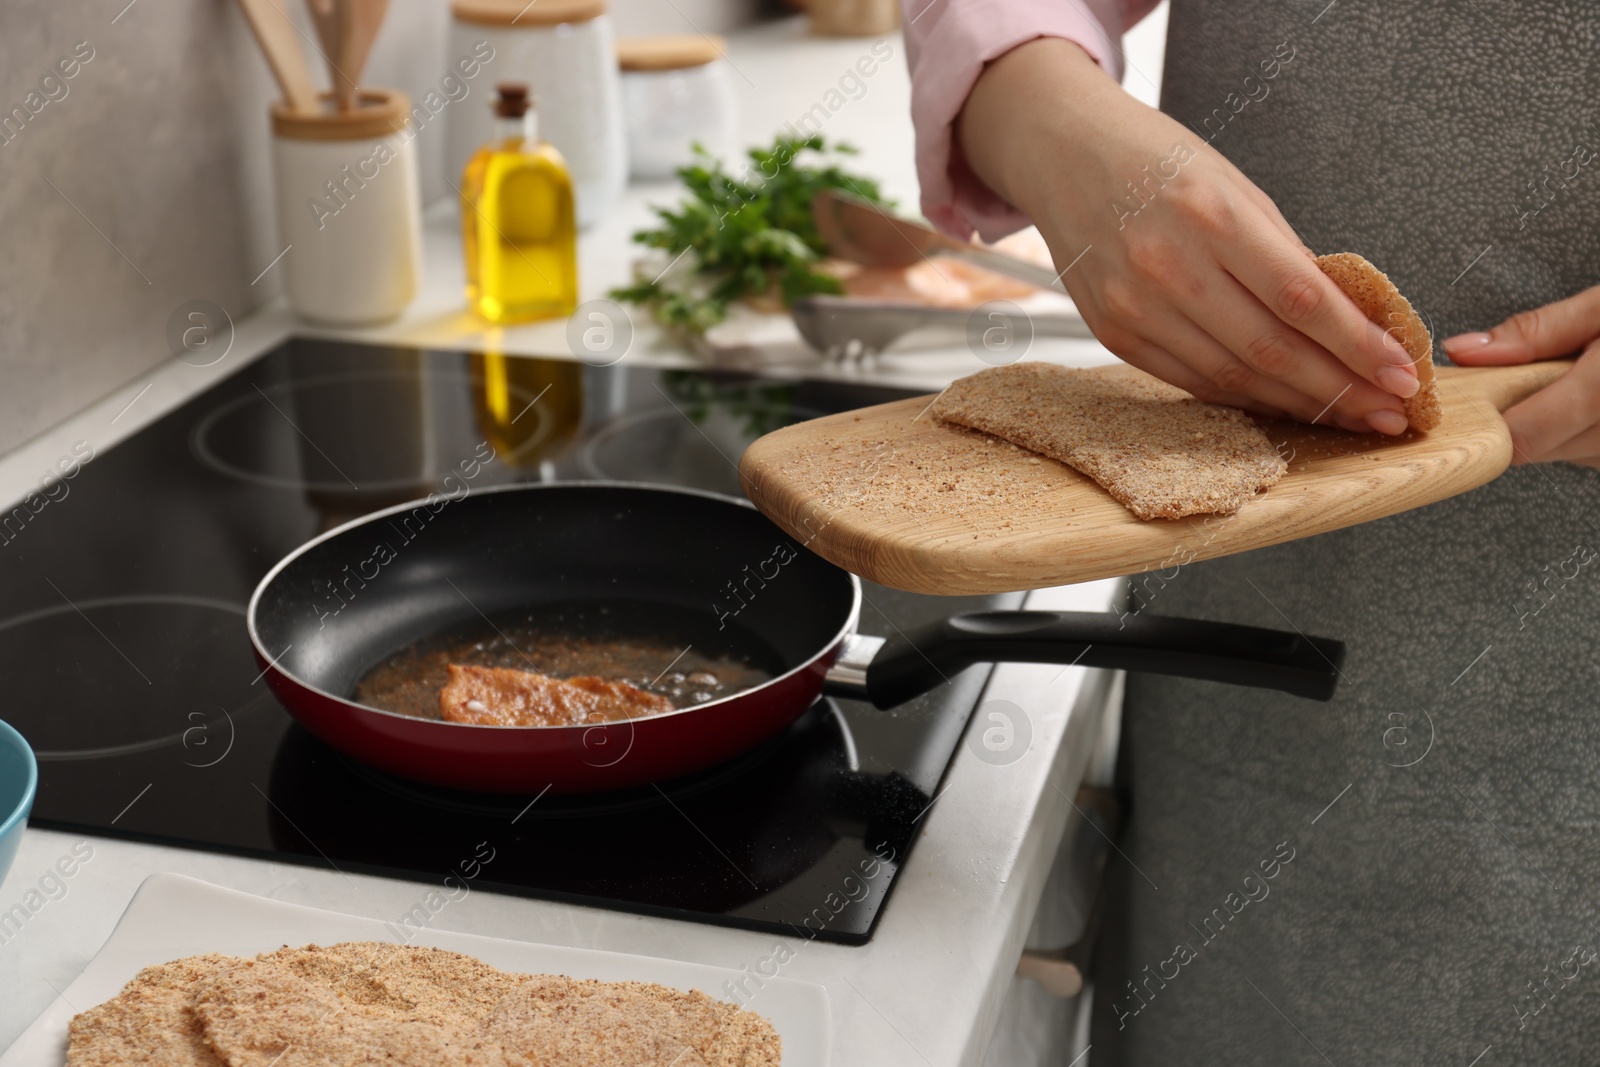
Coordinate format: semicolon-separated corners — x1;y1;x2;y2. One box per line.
460;83;578;324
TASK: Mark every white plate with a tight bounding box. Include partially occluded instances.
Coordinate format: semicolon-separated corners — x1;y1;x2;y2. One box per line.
3;873;829;1066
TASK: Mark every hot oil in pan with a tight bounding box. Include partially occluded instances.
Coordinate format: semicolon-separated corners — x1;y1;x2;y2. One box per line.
353;601;785;722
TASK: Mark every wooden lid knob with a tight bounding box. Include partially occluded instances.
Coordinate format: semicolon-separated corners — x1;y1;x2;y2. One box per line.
615;34;725;71
451;0;605;27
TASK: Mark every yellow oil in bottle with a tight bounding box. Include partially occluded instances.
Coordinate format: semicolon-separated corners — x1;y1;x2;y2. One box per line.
461;84;578;324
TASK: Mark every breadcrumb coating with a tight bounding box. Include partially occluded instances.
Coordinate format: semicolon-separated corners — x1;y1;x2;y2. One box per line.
932;362;1287;520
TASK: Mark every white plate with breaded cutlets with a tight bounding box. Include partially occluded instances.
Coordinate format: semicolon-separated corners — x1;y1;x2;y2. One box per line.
4;873;829;1066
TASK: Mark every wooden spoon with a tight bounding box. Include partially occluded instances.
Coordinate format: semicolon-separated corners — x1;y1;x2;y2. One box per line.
308;0;388;111
236;0;320;113
305;0;349;109
337;0;390;111
738;360;1574;595
812;189;1063;290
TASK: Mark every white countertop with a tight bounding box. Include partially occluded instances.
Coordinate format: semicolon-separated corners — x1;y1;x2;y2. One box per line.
0;17;1130;1063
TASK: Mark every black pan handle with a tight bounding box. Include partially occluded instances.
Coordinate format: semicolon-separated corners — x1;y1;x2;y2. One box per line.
831;610;1344;707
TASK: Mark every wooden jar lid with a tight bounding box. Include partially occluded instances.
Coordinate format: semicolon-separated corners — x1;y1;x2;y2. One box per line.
272;89;411;141
451;0;605;27
616;35;725;72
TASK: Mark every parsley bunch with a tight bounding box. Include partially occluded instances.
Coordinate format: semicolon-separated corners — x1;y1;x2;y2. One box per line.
610;135;888;332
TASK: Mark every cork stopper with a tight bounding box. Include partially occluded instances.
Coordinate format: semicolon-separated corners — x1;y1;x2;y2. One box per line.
493;83;531;119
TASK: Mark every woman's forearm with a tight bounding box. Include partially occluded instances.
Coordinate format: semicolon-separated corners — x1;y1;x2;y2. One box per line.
902;0;1140;241
955;37;1126;223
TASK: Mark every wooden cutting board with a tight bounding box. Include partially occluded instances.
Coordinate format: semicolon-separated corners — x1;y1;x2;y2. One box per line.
739;360;1573;595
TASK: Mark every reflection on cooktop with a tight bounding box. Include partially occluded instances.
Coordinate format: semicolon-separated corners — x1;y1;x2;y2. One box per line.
193;370;544;493
267;703;857;917
6;338;1016;944
580;377;822;493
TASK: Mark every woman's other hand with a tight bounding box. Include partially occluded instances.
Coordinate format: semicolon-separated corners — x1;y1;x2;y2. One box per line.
1444;285;1600;467
956;38;1420;434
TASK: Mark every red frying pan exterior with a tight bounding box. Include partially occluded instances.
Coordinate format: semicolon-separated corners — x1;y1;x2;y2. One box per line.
252;635;844;793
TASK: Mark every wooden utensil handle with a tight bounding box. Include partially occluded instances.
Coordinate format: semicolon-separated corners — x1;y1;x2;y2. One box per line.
863;610;1346;706
1439;359;1576;411
236;0;319;113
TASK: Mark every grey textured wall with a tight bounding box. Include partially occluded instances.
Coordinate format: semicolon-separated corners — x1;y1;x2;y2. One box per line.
0;0;471;456
0;0;762;456
0;2;254;453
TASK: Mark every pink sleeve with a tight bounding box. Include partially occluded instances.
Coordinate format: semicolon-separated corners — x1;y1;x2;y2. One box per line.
903;0;1160;242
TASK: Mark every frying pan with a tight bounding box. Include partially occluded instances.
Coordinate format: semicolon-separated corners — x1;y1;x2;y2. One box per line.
248;483;1345;794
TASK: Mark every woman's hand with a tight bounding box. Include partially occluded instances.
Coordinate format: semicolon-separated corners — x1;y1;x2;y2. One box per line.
956;38;1419;434
1444;285;1600;467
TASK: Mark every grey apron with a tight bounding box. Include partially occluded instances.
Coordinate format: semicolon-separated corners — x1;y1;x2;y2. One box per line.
1093;2;1600;1063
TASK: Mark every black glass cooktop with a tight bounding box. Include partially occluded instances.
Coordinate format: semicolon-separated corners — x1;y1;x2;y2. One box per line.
3;340;1019;944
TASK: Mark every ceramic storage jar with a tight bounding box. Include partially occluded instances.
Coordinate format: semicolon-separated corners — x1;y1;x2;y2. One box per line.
270;90;423;325
617;35;738;180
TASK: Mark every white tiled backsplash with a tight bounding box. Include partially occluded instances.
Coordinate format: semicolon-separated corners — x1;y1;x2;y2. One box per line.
0;0;764;456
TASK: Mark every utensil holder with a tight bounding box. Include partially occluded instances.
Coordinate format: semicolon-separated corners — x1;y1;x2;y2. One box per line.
270;89;422;326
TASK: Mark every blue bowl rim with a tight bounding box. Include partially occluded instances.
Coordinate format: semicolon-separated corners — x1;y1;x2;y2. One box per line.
0;718;37;840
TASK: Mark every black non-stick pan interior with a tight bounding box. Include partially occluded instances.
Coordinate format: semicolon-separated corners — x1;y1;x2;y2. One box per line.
252;484;858;700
